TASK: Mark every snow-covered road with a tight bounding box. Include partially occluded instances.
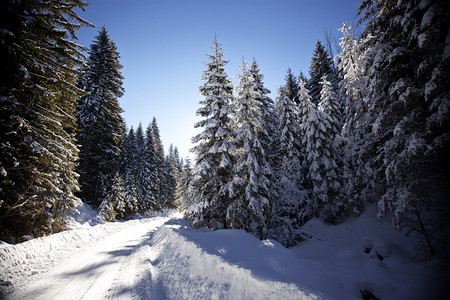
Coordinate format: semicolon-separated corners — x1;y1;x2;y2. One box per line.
9;216;169;299
2;205;448;300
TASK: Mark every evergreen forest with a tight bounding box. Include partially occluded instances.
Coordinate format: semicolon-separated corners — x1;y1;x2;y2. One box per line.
0;0;449;263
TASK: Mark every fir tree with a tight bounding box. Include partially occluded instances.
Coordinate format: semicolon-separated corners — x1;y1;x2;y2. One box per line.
98;172;125;222
298;78;316;165
309;40;335;105
151;117;174;208
77;26;125;209
249;59;277;164
0;0;92;241
302;77;343;224
270;87;305;245
302;109;341;223
354;0;450;257
227;58;273;239
175;159;193;211
336;23;373;213
119;127;139;217
318;75;342;141
185;37;235;230
140;123;160;211
283;68;299;103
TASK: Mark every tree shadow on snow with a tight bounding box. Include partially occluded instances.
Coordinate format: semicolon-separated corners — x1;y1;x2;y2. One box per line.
162;218;314;288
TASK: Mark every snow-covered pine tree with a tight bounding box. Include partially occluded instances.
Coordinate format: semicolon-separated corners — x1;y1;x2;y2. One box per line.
283;68;299;103
318;75;342;140
98;172;125;222
134;123;155;213
298;78;316;176
336;23;372;213
227;58;273;240
355;0;450;257
249;59;277;166
185;37;235;230
167;144;183;185
175;159;193;211
119;127;139;218
0;0;92;241
309;40;335;105
140;123;160;212
77;26;125;209
270;86;305;246
151;117;174;209
302;76;343;223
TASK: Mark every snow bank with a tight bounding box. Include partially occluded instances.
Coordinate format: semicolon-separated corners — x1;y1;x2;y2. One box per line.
0;204;160;295
149;218;323;299
149;207;449;300
291;206;450;300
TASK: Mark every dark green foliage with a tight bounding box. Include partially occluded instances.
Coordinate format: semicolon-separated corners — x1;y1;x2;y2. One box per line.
151;117;175;208
77;26;125;209
283;68;299;103
309;40;335;105
0;0;92;242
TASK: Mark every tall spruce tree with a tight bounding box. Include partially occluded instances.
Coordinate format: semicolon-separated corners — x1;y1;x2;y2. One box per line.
284;68;299;103
0;0;92;241
185;37;235;230
309;40;335;105
270;87;305;245
249;59;277;164
302;77;343;223
227;58;273;239
120;127;139;217
140;123;159;211
77;26;125;209
353;0;450;257
151;117;174;208
336;23;374;213
175;159;193;211
298;78;316;166
98;172;125;221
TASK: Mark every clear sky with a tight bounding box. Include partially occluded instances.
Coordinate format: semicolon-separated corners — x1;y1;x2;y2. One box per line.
75;0;362;159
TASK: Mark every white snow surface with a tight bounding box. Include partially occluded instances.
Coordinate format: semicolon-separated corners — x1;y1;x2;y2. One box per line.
1;205;448;299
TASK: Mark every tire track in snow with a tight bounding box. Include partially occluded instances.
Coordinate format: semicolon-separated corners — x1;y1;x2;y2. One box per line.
8;216;170;300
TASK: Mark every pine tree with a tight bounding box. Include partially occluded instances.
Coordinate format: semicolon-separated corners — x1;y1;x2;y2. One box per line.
151;117;174;208
140;123;160;212
336;23;372;213
354;0;450;257
227;58;273;239
185;37;235;230
119;127;139;217
318;75;342;140
302;77;343;223
270;87;305;245
167;144;182;184
98;172;125;222
309;40;335;105
283;68;299;103
175;159;193;211
77;26;125;209
249;59;277;164
0;0;92;241
302;109;341;223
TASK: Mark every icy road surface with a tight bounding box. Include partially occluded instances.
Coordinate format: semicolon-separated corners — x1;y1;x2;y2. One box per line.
10;217;169;300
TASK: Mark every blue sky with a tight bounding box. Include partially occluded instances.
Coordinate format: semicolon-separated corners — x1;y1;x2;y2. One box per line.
76;0;362;159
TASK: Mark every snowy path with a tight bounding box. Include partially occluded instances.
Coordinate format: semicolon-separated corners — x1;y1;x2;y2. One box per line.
9;217;169;300
2;207;447;299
